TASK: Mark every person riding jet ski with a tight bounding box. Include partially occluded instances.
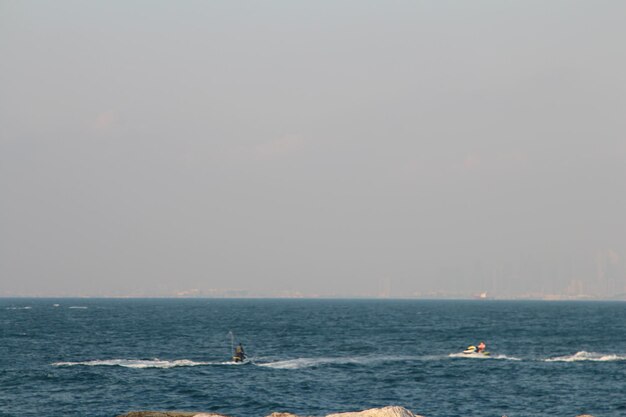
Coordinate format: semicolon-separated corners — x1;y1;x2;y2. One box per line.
463;342;489;355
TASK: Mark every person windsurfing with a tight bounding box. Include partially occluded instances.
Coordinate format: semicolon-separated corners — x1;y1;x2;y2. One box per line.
233;342;246;362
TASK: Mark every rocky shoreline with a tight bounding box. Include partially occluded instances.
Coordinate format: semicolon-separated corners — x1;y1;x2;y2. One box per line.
116;405;595;417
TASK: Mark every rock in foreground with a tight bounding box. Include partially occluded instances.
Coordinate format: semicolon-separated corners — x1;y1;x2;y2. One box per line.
118;413;197;417
117;406;424;417
327;406;419;417
116;406;595;417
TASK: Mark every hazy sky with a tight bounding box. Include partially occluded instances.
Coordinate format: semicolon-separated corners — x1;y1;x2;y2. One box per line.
1;1;625;297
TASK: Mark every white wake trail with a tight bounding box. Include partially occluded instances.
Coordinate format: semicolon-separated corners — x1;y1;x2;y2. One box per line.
545;351;626;362
256;355;426;369
52;358;216;368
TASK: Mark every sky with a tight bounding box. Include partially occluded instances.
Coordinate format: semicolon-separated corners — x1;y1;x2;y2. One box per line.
1;1;625;298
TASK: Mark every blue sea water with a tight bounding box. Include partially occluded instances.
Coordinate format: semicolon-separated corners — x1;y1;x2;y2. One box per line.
1;299;626;417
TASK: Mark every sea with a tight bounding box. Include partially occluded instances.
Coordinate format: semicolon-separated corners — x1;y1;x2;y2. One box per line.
1;299;625;417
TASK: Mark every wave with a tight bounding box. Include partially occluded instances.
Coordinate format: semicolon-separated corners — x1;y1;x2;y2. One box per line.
52;358;220;369
6;306;32;310
68;306;88;309
545;351;626;362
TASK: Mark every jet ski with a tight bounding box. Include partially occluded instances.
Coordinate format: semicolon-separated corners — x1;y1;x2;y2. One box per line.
463;345;490;356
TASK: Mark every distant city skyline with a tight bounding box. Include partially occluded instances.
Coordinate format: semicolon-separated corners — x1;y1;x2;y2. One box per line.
3;246;624;300
2;1;625;299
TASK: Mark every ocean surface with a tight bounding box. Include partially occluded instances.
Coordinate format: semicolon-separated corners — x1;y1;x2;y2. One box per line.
1;299;625;417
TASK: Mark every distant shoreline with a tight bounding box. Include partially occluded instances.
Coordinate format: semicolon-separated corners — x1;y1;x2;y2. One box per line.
2;296;625;302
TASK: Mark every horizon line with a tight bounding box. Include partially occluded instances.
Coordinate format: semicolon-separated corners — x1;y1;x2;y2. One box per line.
2;295;625;302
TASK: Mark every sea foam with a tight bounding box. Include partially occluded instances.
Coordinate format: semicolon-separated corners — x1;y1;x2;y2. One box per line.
52;358;215;368
545;351;626;362
257;355;423;369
